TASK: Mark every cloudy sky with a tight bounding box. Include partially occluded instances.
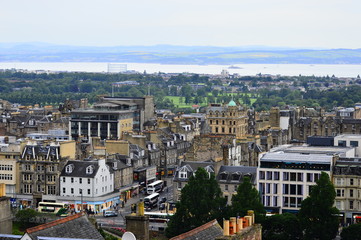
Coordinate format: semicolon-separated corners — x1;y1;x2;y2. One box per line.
1;0;360;48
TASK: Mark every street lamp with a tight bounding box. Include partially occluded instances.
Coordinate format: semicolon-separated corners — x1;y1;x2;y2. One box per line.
80;189;83;211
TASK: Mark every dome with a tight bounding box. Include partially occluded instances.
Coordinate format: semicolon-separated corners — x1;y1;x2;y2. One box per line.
228;100;237;107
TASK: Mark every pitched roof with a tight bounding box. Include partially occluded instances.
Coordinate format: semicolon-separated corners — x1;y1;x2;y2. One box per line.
169;219;223;240
25;213;104;240
60;160;100;178
0;234;22;240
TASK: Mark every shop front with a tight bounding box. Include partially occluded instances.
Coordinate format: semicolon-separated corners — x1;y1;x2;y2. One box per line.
56;193;120;214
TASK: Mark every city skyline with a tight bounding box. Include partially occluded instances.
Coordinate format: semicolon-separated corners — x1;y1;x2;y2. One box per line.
1;0;360;49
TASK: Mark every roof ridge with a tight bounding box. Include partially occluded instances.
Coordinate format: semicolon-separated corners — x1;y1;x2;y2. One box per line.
26;212;85;234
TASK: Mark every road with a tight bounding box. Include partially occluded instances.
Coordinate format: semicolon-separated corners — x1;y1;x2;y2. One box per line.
95;178;173;231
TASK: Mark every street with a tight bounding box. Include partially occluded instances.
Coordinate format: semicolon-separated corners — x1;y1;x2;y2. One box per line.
95;177;173;231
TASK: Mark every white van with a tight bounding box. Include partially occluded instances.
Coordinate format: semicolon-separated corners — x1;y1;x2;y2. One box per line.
103;210;118;217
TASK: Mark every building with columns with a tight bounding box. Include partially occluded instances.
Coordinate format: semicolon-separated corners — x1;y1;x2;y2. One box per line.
69;104;133;142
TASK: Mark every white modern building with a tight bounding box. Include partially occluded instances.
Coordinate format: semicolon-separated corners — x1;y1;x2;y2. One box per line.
57;159;118;213
334;134;361;157
257;152;335;214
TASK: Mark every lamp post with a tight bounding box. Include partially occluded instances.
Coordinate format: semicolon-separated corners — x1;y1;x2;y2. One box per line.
80;189;83;211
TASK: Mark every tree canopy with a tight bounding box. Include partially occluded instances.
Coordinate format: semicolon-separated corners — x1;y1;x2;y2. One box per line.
262;213;302;240
231;176;265;222
341;223;361;240
298;172;339;240
165;167;226;238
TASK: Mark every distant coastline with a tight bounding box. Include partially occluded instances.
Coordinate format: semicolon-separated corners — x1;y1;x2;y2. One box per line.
1;43;361;65
1;62;360;77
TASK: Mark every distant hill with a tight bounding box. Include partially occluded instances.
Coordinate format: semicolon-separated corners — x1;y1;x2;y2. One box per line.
0;43;361;64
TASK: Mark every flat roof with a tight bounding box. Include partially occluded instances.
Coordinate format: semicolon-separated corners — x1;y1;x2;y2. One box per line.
261;152;333;164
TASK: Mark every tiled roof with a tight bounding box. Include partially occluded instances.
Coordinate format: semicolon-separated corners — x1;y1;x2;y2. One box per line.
169;219;223;240
26;213;104;240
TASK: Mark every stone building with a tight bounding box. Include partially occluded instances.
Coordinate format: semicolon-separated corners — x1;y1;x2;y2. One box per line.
206;101;248;139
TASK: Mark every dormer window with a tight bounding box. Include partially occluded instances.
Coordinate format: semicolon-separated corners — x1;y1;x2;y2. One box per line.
86;165;94;175
179;171;187;179
220;172;228;181
65;164;74;174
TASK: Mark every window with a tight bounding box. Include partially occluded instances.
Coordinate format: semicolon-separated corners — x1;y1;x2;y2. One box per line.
283;172;289;181
274;171;279;180
283;197;289;207
290;184;296;195
88;179;91;184
178;182;182;190
350;200;354;210
351;141;359;147
86;166;94;175
336;189;344;197
297;185;303;195
24;184;32;194
71;188;74;194
350;189;354;198
63;177;66;182
63;188;66;194
266;171;272;180
273;183;278;194
283;184;289;194
79;178;82;184
25;165;31;171
225;185;228;191
47;186;56;195
79;189;83;194
314;173;320;182
350;178;354;186
297;173;303;182
273;197;278;207
338;140;346;147
336;201;341;210
88;189;91;194
290;173;296;181
234;185;237;191
266;183;271;194
71;178;74;183
65;164;74;173
259;171;265;180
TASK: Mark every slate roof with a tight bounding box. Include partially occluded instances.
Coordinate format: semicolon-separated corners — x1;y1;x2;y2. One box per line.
174;161;215;182
217;165;257;184
25;213;104;240
0;235;21;240
169;219;223;240
60;160;100;178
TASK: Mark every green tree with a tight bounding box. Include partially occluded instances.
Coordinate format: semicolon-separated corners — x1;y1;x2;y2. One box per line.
231;176;265;222
15;208;38;228
341;223;361;240
298;172;339;240
165;168;227;238
262;213;302;240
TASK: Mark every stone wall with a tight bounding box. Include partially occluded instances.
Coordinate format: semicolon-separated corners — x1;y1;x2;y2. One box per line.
0;197;13;234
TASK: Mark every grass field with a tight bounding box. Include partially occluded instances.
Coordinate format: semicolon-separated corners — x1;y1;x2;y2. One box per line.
165;94;257;108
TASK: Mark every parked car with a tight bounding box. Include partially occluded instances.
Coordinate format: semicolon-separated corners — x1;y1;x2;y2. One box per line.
103;211;118;217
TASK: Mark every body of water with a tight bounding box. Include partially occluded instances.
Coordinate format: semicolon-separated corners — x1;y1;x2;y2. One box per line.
0;62;361;78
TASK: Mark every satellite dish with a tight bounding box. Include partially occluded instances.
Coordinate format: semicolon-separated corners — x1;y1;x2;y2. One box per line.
122;232;136;240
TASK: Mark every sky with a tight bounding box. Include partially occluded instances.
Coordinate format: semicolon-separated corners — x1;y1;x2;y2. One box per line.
1;0;360;49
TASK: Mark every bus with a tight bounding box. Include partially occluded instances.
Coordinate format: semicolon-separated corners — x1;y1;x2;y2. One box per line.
144;193;159;210
144;212;174;223
37;202;67;213
146;180;164;195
